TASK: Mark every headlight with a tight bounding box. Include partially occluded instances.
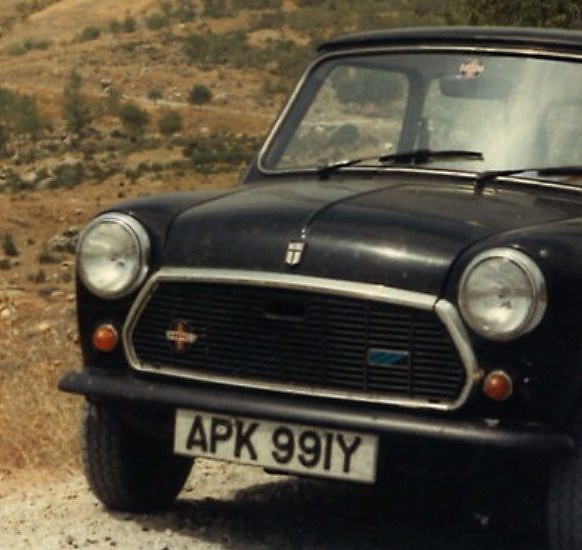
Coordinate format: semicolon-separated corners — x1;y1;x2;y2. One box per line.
458;248;546;341
77;213;150;299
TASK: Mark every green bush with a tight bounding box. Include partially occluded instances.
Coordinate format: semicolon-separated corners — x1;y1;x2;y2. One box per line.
2;234;19;257
188;84;212;105
147;88;163;101
0;87;45;136
183;132;262;172
118;102;150;136
63;70;92;135
49;162;85;189
203;0;230;17
79;26;100;42
145;12;169;30
122;15;137;33
173;0;196;22
6;37;51;55
109;19;123;33
158;110;182;135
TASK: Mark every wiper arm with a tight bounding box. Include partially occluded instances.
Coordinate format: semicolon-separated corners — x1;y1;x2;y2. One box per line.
475;165;582;189
317;149;484;180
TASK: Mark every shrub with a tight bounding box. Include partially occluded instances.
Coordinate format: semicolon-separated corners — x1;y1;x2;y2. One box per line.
147;88;163;101
182;132;262;172
49;162;85;189
0;124;7;157
38;248;60;264
203;0;230;17
122;15;137;33
145;12;168;30
158;110;182;135
118;102;150;136
2;234;18;257
109;19;123;33
79;26;100;42
0;87;45;137
173;0;196;22
63;70;92;135
188;84;212;105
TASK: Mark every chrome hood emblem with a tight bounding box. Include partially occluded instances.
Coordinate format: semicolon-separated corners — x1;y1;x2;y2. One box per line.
285;241;306;266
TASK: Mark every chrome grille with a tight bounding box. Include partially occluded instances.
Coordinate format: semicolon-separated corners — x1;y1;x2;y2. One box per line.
128;281;466;404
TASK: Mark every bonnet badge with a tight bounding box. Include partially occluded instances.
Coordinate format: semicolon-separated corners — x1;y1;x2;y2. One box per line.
285;241;306;266
166;320;197;353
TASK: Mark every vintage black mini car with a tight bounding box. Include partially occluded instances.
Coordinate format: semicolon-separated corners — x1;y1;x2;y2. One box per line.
60;26;582;548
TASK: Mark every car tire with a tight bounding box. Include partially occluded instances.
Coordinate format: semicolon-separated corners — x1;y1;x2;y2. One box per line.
81;400;193;513
548;448;582;549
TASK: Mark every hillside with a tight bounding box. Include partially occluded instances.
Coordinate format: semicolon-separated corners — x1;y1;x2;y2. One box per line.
0;0;444;479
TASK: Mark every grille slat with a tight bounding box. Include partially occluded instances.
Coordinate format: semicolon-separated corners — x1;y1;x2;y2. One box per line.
130;282;466;404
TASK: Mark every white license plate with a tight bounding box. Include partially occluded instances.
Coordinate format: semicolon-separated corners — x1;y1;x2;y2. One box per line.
174;409;378;483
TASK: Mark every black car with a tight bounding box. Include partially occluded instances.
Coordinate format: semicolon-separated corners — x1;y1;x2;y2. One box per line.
60;26;582;548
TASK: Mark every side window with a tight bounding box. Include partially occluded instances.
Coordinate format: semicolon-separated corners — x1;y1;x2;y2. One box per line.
277;67;409;168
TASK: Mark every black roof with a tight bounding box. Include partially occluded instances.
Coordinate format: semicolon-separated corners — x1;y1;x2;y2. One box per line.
318;26;582;53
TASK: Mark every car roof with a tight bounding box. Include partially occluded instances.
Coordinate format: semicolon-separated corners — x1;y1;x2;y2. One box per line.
317;26;582;53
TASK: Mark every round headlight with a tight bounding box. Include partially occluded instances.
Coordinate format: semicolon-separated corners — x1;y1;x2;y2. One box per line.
77;213;150;299
458;248;546;341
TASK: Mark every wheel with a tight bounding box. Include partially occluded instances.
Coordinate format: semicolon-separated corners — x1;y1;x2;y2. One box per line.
548;448;582;549
81;400;193;513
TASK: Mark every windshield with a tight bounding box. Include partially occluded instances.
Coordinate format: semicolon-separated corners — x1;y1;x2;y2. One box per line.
261;51;582;175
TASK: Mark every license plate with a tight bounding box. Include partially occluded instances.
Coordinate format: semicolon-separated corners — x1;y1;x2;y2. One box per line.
174;409;378;483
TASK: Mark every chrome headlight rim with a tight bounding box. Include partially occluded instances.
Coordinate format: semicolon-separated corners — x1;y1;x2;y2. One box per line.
458;247;547;341
77;212;150;300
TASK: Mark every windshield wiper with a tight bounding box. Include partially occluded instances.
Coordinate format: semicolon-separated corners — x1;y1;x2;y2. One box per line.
475;165;582;189
317;149;484;180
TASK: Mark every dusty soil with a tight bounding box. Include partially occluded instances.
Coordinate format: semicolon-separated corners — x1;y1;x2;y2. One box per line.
0;457;550;549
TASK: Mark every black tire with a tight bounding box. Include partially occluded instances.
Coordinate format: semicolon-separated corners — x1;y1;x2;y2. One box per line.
548;449;582;549
81;401;193;513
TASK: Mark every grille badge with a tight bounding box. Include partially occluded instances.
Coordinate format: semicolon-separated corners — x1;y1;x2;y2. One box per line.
166;320;197;353
285;241;306;266
367;348;410;368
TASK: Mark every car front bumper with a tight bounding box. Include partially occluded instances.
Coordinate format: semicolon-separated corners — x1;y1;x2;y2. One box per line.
59;367;574;454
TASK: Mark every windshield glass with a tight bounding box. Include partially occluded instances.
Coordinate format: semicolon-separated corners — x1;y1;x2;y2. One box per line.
261;51;582;175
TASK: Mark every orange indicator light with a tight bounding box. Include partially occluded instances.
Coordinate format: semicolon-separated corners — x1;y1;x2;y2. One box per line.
92;324;119;353
483;370;513;402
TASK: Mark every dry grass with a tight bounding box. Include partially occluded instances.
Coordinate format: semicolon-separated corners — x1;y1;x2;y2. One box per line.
0;291;81;477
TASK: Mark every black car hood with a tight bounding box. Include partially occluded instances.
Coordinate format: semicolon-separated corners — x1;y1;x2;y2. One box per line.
164;177;582;295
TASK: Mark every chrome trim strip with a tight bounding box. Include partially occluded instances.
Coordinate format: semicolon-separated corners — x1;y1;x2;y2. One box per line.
256;44;582;193
123;268;481;412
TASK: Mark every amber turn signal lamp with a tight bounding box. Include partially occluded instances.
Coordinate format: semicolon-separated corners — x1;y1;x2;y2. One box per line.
92;324;119;353
483;370;513;402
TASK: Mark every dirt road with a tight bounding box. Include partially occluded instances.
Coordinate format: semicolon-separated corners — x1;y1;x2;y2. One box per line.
0;458;551;549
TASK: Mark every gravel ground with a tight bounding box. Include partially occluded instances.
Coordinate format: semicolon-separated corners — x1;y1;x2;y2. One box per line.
0;458;551;549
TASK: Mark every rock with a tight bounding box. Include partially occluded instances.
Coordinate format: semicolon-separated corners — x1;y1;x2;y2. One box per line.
0;307;13;319
47;227;79;255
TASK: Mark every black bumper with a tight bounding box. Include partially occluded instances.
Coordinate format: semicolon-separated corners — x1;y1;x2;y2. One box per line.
59;368;574;454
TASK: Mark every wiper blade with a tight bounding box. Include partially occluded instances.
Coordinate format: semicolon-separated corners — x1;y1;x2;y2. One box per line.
317;149;484;180
475;165;582;189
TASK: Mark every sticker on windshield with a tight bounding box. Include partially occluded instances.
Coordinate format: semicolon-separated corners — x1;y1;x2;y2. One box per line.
460;59;484;79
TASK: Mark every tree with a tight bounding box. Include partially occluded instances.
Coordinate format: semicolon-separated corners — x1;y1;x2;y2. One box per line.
63;70;92;135
119;102;149;136
447;0;582;28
